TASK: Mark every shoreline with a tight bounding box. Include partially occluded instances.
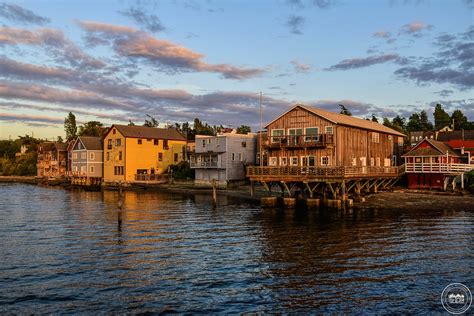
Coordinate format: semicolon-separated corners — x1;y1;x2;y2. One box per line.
1;176;473;210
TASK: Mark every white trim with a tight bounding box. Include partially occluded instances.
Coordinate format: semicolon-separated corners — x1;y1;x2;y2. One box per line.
304;127;319;142
289;156;298;166
269;157;278;166
325;126;333;134
271;129;284;143
321;156;329;166
279;156;287;166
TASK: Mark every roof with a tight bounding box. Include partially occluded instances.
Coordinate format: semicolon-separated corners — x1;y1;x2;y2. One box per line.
265;104;406;137
403;138;460;157
110;124;186;141
39;141;66;152
77;136;103;150
437;130;474;141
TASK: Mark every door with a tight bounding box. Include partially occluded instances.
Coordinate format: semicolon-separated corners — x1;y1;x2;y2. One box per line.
288;128;303;146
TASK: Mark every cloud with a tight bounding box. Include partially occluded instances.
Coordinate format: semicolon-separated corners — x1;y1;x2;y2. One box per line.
77;21;264;79
307;99;399;117
0;26;105;69
373;31;391;39
291;59;312;73
119;7;165;33
326;54;402;71
286;15;305;35
0;3;50;25
433;89;454;97
286;0;335;9
0;112;64;125
400;21;433;36
394;26;474;90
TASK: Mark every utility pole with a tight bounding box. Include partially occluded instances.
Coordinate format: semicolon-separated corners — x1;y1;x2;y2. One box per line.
259;91;263;168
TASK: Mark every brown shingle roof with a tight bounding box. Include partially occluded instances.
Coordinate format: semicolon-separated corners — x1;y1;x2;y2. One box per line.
78;136;103;150
113;124;186;141
403;147;444;156
437;130;474;141
39;141;66;152
265;104;406;137
403;138;460;157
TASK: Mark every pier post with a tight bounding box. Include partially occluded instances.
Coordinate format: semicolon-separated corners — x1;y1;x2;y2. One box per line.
117;182;124;210
212;179;217;208
261;196;278;207
250;180;254;197
306;198;320;209
283;197;296;208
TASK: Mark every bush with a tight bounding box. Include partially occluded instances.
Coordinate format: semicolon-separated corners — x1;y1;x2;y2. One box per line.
169;161;195;179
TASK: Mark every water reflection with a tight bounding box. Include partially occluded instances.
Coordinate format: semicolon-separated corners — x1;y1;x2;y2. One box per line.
0;183;472;314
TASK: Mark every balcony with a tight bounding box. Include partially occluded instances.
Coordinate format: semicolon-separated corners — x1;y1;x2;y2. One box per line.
262;134;334;149
190;161;219;168
405;162;474;174
190;154;222;169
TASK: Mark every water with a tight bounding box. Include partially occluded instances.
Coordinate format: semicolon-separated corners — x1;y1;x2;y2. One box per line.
0;183;472;314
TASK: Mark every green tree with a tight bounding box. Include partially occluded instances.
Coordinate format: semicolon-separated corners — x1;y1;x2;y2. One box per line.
371;114;379;123
57;136;64;143
143;114;159;127
434;103;451;130
451;110;468;130
78;121;107;137
392;115;406;130
419;110;433;131
236;125;251;134
339;104;352;116
406;113;421;132
64;112;77;142
128;120;135;126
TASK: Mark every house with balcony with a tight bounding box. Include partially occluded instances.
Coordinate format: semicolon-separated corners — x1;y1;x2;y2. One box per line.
37;141;67;178
71;136;103;186
103;124;186;184
402;138;473;190
190;132;257;188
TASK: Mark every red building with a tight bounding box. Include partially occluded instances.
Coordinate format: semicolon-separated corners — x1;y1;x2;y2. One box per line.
437;130;474;164
403;138;464;189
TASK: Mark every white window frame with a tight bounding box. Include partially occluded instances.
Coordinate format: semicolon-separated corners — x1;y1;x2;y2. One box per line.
289;156;298;166
90;152;95;160
232;153;236;161
370;157;375;166
321;156;329;166
352;157;357;166
376;157;381;167
90;166;94;173
279;157;288;166
271;129;284;143
81;152;86;159
372;132;380;143
269;157;278;166
304;127;319;142
239;153;243;161
301;156;308;166
325;126;333;134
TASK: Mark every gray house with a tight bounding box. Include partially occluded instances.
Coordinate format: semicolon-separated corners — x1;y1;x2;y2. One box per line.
190;132;257;188
71;136;103;185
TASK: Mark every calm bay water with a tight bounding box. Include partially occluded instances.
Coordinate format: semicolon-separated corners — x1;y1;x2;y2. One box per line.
0;183;473;314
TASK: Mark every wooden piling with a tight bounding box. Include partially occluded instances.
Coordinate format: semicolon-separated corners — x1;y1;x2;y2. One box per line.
283;197;296;208
212;179;217;208
306;198;320;209
261;196;278;207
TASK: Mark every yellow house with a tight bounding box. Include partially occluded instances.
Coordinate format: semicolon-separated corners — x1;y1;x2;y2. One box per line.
103;124;187;183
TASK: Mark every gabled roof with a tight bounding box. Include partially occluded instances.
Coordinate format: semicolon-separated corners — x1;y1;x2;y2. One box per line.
39;141;66;152
265;104;406;137
437;130;474;141
108;124;186;141
403;138;460;157
74;136;103;150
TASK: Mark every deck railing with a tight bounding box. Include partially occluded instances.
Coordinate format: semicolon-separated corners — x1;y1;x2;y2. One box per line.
262;134;334;148
134;174;168;182
405;162;474;174
247;165;400;179
190;161;219;168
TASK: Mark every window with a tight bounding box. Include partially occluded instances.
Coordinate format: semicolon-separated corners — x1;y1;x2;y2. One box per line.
370;157;375;166
163;140;169;150
113;129;116;134
118;151;122;160
73;153;77;159
154;139;159;145
114;166;124;175
415;157;422;163
239;153;243;161
90;152;95;160
271;129;284;143
384;158;391;167
208;138;212;144
241;141;246;148
74;166;78;172
174;153;179;162
290;156;298;166
301;156;308;166
216;138;220;146
371;132;380;143
158;153;163;162
138;139;142;145
81;153;86;159
325;126;333;134
115;139;121;146
269;157;278;166
81;166;85;174
202;139;206;147
376;157;381;166
280;157;288;166
321;156;329;166
147;139;151;142
288;128;303;145
305;127;318;142
107;139;112;149
232;153;236;161
308;156;315;166
398;137;404;145
352;157;357;166
90;166;94;173
106;152;109;161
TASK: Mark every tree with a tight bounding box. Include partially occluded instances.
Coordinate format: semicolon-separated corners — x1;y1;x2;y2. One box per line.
64;112;77;142
406;113;421;132
236;125;251;134
419;110;433;131
434;103;451;130
451;110;468;130
339;104;352;116
78;121;107;137
143;114;159;127
392;115;406;130
128;120;135;126
371;114;379;123
57;136;64;143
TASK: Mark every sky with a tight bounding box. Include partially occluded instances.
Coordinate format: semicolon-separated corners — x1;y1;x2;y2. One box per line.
0;0;473;140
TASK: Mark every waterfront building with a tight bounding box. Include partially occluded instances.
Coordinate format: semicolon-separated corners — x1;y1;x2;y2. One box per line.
103;124;186;184
247;104;406;199
66;140;75;177
409;131;435;146
37;142;67;178
437;130;474;164
402;138;473;190
190;132;257;188
71;136;103;186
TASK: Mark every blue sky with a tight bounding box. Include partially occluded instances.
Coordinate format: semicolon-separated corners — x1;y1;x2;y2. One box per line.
0;0;472;139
